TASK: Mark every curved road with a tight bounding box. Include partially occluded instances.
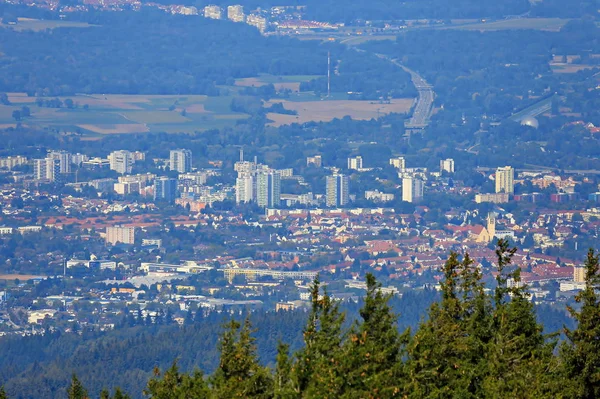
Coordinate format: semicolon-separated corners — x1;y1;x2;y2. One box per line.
374;54;435;129
345;45;435;129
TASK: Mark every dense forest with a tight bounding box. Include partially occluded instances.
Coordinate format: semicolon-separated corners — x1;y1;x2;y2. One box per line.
1;240;598;398
0;289;439;398
0;9;413;98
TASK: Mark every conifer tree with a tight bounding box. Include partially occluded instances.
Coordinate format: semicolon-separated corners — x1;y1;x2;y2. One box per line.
100;388;131;399
484;239;556;398
67;375;88;399
0;386;7;399
144;361;209;399
405;252;481;398
561;249;600;399
274;343;295;399
341;273;406;398
211;318;273;399
290;276;345;398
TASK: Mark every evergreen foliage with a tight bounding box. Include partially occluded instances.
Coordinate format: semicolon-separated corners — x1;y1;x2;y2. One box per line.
562;249;600;399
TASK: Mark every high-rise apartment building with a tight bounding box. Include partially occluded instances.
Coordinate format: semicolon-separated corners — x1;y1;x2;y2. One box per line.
227;5;244;22
495;166;514;194
34;158;60;181
389;157;406;170
154;177;178;203
170;149;192;173
440;158;455;174
49;151;72;174
108;150;133;174
348;156;363;171
204;5;222;19
256;171;281;208
106;226;135;245
326;174;349;207
236;174;254;204
402;177;424;203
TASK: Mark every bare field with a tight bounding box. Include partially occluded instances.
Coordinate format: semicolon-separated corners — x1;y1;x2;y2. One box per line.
0;93;246;134
1;18;97;31
78;124;150;134
551;64;598;73
443;18;570;32
266;98;414;126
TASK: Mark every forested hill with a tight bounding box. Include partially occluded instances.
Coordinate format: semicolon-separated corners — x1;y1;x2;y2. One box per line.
0;11;327;96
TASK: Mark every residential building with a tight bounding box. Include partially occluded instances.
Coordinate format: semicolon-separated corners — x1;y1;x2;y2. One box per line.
246;14;268;33
236;174;254;204
106;226;136;245
365;190;395;202
440;158;455;173
34;158;60;181
204;5;222;19
114;181;141;195
495;166;514;194
154;177;178;203
326;174;349;207
389;157;406;170
170;149;192;173
70;153;88;166
306;155;322;168
348;156;363;170
574;266;586;283
0;155;27;170
256;170;281;208
227;5;244;22
475;193;510;204
49;150;72;174
108;150;133;174
402;177;424;203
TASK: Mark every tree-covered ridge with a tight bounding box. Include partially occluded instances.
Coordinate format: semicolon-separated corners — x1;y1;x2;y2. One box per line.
11;239;600;399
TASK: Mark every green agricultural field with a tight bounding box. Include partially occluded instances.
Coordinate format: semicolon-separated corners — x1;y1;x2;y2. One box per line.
0;93;250;135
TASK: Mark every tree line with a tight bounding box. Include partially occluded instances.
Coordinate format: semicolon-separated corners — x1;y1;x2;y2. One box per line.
4;239;600;398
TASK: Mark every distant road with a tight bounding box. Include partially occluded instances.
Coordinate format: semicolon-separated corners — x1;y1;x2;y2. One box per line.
509;95;555;123
345;43;434;129
378;55;435;129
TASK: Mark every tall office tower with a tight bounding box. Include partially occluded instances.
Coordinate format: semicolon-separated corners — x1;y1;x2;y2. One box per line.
170;149;192;173
105;226;136;245
440;158;455;174
495;166;514;194
154;177;178;203
256;171;281;208
49;150;72;174
389;157;406;170
348;156;363;170
204;5;222;19
227;5;244;22
326;174;349;207
235;174;255;204
402;177;424;203
34;158;60;181
108;150;133;174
